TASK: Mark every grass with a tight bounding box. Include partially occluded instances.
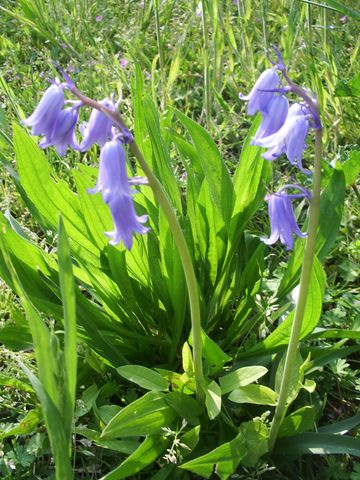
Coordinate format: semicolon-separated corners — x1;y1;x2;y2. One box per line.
0;0;359;478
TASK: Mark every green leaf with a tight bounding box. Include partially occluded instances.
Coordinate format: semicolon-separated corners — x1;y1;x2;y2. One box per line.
314;0;360;20
245;256;325;356
181;425;201;453
99;435;168;480
279;406;317;437
0;408;41;440
13;124;100;266
19;362;73;479
230;115;271;240
228;385;277;406
117;365;169;391
274;433;360;460
275;351;304;406
164;392;202;425
204;381;222;420
219;366;268;394
0;307;32;350
58;217;77;437
318;415;360;435
341;150;360;185
335;73;360;97
101;391;177;439
174;109;233;225
0;373;33;393
143;98;182;213
201;330;232;375
180;419;268;478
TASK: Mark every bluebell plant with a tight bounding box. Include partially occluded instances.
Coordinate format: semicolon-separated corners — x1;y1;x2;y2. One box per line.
22;66;205;402
240;47;323;450
22;47;323;449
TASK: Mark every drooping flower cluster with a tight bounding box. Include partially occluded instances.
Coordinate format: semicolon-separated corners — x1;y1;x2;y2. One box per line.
22;75;149;250
240;49;320;250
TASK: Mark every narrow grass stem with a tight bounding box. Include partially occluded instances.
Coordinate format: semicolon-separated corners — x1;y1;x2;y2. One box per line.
268;128;323;451
69;86;204;401
201;0;212;131
154;0;166;106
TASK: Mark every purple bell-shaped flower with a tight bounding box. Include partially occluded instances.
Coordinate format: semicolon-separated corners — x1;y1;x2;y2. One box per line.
252;94;289;140
22;81;64;138
39;106;80;156
88;138;149;249
261;185;311;250
106;195;149;250
239;67;280;115
253;103;311;174
79;98;116;151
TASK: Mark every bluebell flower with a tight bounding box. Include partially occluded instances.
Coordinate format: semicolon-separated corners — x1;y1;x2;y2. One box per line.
252;94;289;140
106;195;149;250
79;98;116;151
39;106;80;156
88;138;131;203
252;103;311;174
88;139;149;249
239;67;280;115
261;185;311;250
22;81;64;138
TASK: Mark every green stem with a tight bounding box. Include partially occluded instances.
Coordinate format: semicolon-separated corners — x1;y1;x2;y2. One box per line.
154;0;166;106
201;0;211;131
268;128;323;452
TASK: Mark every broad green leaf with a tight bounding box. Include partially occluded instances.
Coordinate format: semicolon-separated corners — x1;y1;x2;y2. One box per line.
117;365;169;391
100;435;169;480
307;345;360;373
0;408;41;440
164;392;202;425
341;150;360;185
18;362;74;479
309;327;360;340
318;415;360;435
274;433;360;460
0;373;33;393
275;351;304;406
174;109;233;225
101;391;177;439
230;115;271;240
58;217;77;437
229;385;277;406
335;73;360;97
73;165;111;249
279;406;317;437
143;97;182;213
0;306;32;350
219;366;268;394
182;342;194;375
201;330;232;375
204;381;222;420
181;425;201;453
0;234;59;406
180;419;268;478
13;124;100;266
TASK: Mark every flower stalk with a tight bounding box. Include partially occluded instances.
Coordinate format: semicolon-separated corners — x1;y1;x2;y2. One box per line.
268;127;322;451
